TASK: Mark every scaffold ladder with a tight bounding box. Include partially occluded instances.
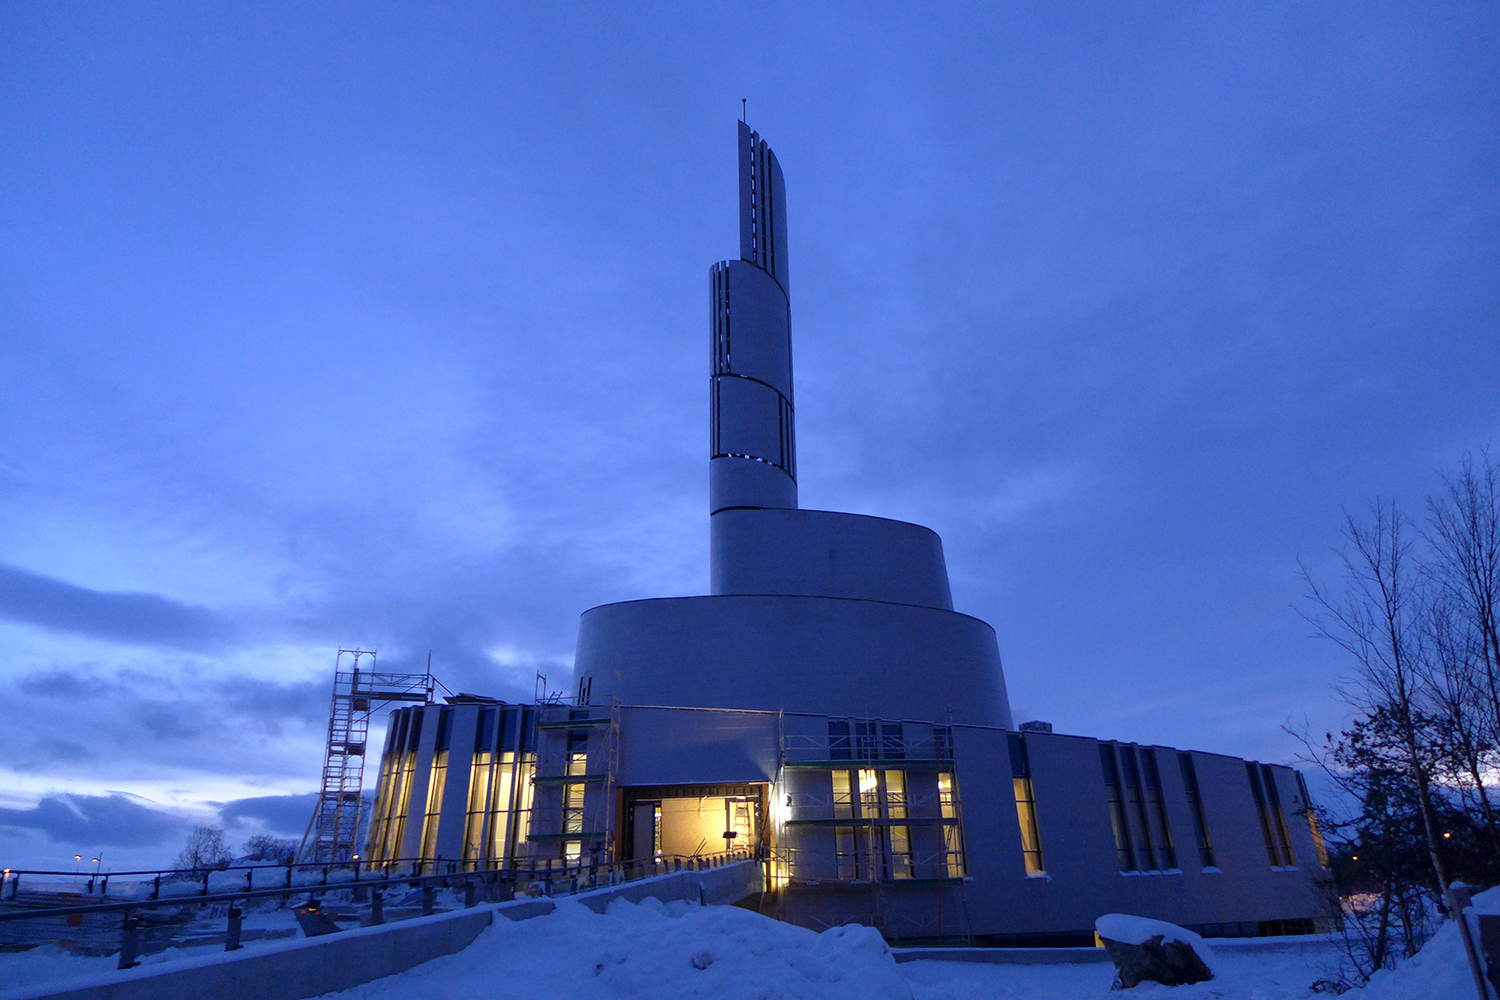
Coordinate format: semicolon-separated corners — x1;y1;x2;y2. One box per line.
296;650;436;864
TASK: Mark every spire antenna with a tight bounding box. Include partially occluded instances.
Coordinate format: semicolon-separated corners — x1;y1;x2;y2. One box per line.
741;98;746;123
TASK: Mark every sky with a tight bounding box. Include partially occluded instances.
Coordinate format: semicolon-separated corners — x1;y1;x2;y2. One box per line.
1;2;1497;872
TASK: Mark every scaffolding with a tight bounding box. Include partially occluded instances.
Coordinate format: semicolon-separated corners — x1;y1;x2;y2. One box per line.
525;687;620;866
296;649;436;865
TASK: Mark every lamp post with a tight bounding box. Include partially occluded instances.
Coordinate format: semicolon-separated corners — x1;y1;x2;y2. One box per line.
73;855;82;883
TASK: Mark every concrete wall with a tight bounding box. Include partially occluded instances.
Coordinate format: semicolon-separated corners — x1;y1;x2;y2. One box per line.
573;595;1012;729
15;863;764;1000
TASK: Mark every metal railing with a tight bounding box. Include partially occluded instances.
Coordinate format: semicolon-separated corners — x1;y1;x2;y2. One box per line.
0;849;755;971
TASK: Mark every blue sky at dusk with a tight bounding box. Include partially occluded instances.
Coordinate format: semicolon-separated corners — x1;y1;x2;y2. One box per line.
2;3;1497;869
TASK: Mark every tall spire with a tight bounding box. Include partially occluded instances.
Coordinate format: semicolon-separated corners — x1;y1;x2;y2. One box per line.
709;124;797;515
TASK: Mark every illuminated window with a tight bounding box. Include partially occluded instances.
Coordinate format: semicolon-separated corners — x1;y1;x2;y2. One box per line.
487;751;518;863
1178;752;1215;868
885;771;912;878
831;770;854;819
1295;772;1329;868
383;710;423;862
938;771;965;877
511;752;536;849
418;709;453;862
858;769;880;819
462;708;498;864
1008;735;1045;875
1246;762;1281;867
1260;764;1296;867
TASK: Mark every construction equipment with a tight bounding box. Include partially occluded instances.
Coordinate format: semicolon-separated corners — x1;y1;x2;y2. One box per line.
296;650;436;864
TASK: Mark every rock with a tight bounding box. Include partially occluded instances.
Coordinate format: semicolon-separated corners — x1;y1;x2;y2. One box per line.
1095;913;1214;989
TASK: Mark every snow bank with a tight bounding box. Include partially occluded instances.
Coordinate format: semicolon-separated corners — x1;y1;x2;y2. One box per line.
1360;885;1498;1000
330;897;914;999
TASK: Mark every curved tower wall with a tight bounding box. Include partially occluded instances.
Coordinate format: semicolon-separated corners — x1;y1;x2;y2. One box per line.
710;123;797;515
573;122;1014;732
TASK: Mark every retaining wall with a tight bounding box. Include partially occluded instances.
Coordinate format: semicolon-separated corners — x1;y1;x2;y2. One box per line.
10;861;763;1000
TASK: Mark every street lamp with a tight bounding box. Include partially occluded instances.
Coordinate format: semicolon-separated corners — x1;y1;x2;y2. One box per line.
73;855;82;881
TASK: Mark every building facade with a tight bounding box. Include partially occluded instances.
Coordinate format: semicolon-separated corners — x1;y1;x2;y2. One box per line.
364;123;1329;944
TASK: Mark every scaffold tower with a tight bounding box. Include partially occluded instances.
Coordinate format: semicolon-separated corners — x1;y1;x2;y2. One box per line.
297;649;436;864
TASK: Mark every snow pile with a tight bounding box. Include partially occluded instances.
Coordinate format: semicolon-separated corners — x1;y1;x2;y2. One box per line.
1095;914;1215;966
1360;885;1498;1000
332;897;914;999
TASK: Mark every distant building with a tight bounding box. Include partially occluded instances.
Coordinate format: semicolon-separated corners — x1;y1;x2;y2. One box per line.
364;124;1329;944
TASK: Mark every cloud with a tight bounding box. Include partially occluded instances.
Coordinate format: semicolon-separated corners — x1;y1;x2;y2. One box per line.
218;793;322;837
0;562;234;650
0;793;187;848
5;664;327;782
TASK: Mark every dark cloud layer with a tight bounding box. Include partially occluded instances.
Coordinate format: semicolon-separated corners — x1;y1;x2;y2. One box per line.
0;562;233;649
0;793;186;849
219;792;372;839
7;667;326;780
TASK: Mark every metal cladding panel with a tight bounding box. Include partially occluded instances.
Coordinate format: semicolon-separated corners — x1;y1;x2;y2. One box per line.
615;708;779;786
572;594;1011;729
737;121;788;293
398;706;440;860
434;704;479;863
714;376;786;463
710;507;953;609
713;261;792;400
947;732;1326;938
710;456;797;513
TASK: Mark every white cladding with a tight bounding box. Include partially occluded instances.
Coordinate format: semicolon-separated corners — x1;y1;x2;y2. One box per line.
576;122;1012;729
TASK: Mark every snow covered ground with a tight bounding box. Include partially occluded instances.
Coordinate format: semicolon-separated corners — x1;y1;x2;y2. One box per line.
3;889;1492;999
321;890;1497;1000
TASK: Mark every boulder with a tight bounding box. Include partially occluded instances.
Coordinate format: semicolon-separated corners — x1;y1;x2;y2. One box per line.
1095;913;1215;989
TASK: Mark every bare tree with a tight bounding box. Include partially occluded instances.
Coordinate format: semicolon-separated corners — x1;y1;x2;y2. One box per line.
1300;499;1451;894
1425;449;1500;815
174;825;231;870
1421;592;1500;855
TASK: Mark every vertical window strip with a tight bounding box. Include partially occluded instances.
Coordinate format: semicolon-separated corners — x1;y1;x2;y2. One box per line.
938;771;966;878
1121;746;1157;870
1008;735;1046;875
832;770;854;819
419;748;449;862
1100;744;1136;871
1178;753;1216;868
1295;772;1329;868
365;716;401;860
462;750;493;863
884;771;912;879
858;768;880;819
488;751;517;863
1245;762;1280;866
1261;765;1297;867
1141;749;1177;870
512;752;536;855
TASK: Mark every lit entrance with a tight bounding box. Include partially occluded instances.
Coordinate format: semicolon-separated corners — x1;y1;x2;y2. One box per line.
624;782;765;861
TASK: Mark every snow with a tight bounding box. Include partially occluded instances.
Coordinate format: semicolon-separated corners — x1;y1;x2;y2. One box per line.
5;889;1493;1000
1359;885;1498;1000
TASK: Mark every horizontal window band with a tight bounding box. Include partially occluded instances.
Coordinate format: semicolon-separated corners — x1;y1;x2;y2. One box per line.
783;759;950;769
